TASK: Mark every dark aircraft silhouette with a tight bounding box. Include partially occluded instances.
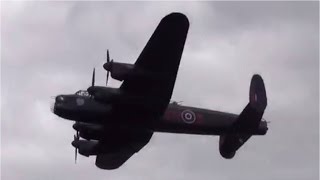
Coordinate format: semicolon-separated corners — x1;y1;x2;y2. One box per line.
52;12;268;170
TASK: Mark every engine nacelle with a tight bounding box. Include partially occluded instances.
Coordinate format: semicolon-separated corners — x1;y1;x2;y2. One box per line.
73;122;104;132
73;122;104;140
104;61;172;83
79;131;101;140
219;135;236;159
72;140;99;157
104;62;134;81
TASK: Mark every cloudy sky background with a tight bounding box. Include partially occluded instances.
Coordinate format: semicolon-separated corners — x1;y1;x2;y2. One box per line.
1;1;319;180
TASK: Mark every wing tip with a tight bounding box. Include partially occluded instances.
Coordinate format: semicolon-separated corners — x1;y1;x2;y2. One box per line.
163;12;189;27
95;154;124;170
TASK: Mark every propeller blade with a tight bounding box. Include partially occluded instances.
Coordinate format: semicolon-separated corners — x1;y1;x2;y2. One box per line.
74;134;78;164
74;126;80;164
75;148;77;164
75;145;78;164
91;68;95;87
106;50;110;86
107;49;110;63
106;71;109;86
104;50;114;86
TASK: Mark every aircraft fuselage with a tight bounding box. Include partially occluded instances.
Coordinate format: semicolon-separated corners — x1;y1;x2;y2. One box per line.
53;94;267;136
154;103;267;135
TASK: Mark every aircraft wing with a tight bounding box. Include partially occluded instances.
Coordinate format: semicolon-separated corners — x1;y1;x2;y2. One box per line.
95;130;153;170
120;13;189;117
96;13;189;169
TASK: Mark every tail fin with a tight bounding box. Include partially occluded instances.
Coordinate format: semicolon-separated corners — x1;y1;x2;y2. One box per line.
249;74;267;113
219;74;268;159
234;74;267;132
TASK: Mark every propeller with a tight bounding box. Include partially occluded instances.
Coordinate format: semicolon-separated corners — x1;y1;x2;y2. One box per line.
91;68;95;87
105;49;113;86
106;50;110;85
74;129;80;164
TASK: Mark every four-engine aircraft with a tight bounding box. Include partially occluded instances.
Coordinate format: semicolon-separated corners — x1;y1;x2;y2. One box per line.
52;12;268;170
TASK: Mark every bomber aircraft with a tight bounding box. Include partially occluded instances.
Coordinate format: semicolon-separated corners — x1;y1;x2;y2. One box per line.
52;12;268;170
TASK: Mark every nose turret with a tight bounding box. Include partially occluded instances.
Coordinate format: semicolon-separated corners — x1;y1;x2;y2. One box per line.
55;95;65;103
52;95;64;113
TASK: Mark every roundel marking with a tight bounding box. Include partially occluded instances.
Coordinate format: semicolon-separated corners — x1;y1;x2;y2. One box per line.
76;98;85;106
181;110;196;124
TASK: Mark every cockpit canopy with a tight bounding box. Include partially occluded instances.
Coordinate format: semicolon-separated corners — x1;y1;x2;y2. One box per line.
75;90;90;97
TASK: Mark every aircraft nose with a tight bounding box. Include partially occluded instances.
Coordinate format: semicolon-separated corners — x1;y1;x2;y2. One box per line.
50;96;59;114
52;96;65;115
55;95;65;103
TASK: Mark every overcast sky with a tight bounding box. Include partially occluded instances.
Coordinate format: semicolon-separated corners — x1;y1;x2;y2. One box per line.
1;1;319;180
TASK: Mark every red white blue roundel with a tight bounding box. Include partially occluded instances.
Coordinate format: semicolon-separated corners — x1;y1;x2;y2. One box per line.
181;110;196;124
